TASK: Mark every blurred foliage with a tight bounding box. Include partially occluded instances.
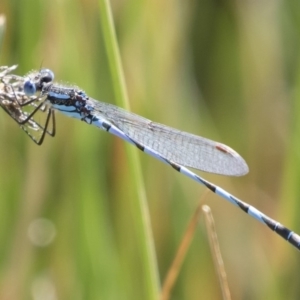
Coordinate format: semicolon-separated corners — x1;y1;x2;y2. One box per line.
1;0;300;299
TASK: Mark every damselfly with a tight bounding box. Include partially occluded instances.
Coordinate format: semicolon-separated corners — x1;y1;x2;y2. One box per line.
2;65;300;250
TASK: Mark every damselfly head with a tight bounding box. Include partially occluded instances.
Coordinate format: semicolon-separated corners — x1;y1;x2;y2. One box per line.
24;69;55;96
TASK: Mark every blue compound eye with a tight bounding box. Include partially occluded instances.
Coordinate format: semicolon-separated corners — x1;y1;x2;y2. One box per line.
24;80;36;96
40;69;54;83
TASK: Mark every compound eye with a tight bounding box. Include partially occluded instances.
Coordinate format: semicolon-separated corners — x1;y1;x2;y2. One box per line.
24;80;36;96
40;69;54;83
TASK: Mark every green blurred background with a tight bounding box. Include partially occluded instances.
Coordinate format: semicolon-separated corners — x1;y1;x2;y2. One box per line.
1;0;300;299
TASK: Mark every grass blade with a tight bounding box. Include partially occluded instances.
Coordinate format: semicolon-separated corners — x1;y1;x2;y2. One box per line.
97;1;160;299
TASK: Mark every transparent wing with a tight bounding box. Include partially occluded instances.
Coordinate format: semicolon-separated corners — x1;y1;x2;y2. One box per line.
90;100;249;176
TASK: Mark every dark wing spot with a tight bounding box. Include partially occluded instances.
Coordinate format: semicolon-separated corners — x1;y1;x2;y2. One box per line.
216;144;230;155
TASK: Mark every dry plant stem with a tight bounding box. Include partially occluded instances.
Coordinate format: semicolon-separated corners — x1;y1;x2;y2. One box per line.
202;205;231;300
161;190;209;300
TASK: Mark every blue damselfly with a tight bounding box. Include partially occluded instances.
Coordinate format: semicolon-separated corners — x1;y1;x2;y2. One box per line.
1;65;299;251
